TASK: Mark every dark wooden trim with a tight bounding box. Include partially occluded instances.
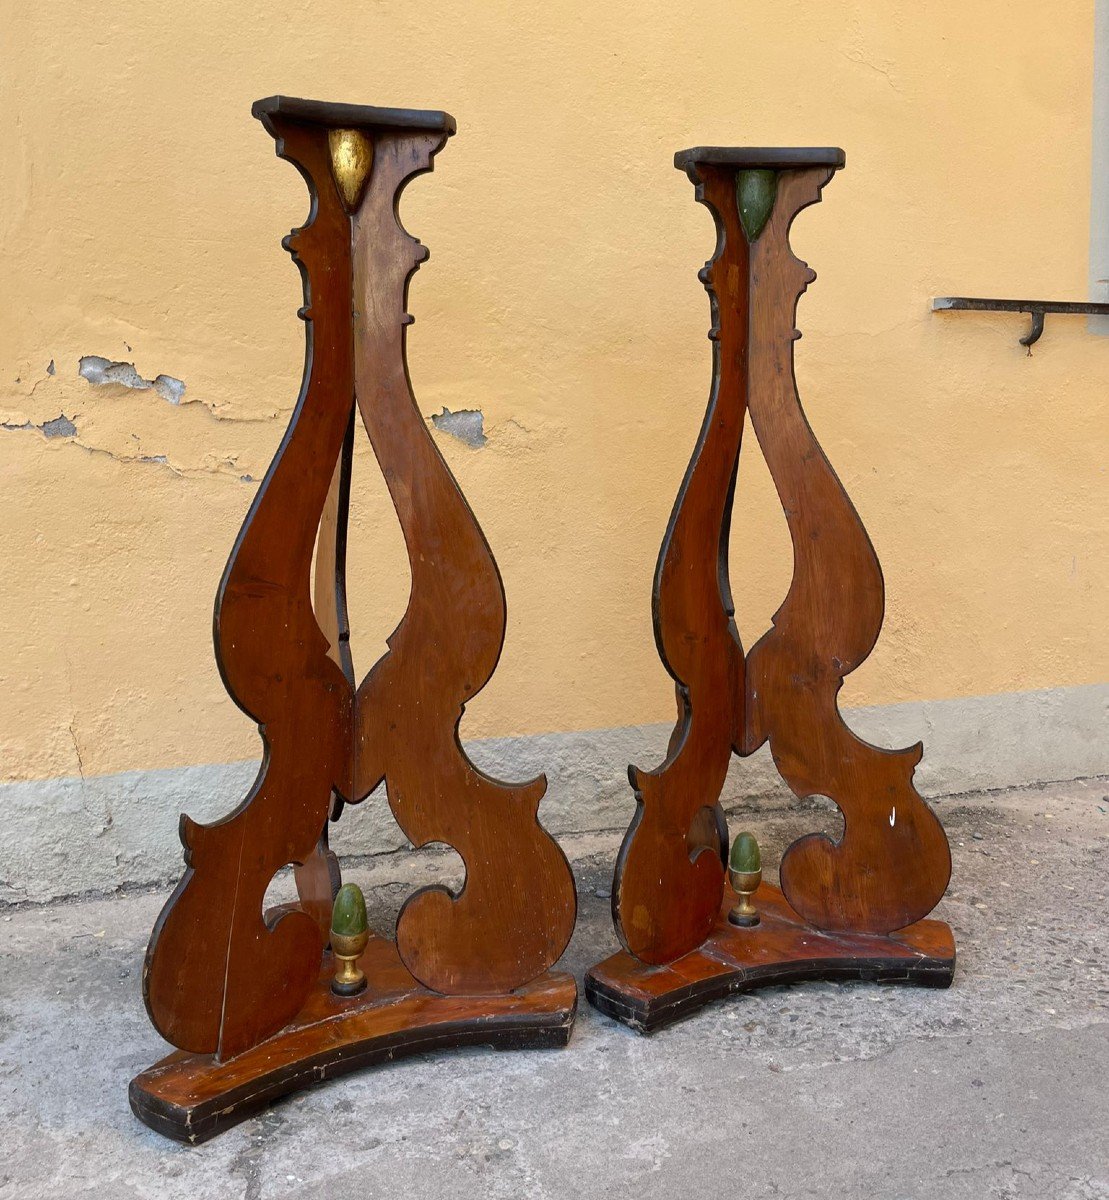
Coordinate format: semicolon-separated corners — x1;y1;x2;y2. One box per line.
132;963;577;1144
586;954;953;1035
586;884;954;1035
674;146;845;170
252;94;456;134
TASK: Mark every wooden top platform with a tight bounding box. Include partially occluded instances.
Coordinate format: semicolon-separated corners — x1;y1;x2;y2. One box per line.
674;146;845;170
252;95;456;134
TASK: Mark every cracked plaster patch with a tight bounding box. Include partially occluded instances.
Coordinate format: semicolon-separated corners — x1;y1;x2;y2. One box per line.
79;355;186;404
431;406;487;448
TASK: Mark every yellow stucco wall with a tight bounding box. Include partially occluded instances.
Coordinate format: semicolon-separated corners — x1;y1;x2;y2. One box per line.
1;1;1105;783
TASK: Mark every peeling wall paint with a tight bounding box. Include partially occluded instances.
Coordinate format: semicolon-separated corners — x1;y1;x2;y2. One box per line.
79;356;186;405
0;356;272;483
0;2;1105;792
432;406;487;448
3;413;76;438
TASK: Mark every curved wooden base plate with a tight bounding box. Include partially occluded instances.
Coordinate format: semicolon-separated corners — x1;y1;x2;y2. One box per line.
585;883;953;1035
131;937;577;1144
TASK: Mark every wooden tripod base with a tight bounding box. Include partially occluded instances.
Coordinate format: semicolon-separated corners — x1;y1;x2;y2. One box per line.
130;936;577;1144
585;883;954;1035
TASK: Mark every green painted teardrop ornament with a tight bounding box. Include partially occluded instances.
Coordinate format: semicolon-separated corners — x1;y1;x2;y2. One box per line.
729;830;761;873
331;882;368;937
736;169;777;242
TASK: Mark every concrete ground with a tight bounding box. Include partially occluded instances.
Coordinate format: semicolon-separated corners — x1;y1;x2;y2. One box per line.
0;778;1106;1199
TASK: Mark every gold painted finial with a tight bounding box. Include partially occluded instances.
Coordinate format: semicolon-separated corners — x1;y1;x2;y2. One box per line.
328;128;374;213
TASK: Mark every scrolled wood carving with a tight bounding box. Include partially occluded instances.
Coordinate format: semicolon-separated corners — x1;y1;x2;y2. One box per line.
143;114;354;1060
142;98;575;1063
613;148;951;966
612;164;746;966
743;166;950;935
348;130;576;995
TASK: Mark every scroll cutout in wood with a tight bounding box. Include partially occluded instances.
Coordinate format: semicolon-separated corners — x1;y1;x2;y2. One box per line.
586;147;955;1034
131;96;576;1143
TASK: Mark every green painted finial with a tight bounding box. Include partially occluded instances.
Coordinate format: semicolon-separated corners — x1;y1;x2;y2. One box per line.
331;882;368;937
736;169;778;242
729;830;761;874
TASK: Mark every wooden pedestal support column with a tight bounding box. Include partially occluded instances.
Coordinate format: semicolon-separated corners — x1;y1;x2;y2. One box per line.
130;97;577;1142
585;147;955;1032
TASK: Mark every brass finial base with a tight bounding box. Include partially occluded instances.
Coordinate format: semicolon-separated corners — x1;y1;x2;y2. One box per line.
331;935;369;996
727;881;761;928
727;830;762;928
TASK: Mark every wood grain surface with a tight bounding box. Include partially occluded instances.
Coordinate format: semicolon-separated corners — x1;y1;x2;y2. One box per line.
743;168;951;934
143;112;356;1060
140;98;575;1070
612;166;748;966
589;881;954;1034
611;148;951;969
347;130;576;996
133;937;576;1143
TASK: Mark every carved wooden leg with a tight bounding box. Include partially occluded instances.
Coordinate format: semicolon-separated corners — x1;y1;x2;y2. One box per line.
587;146;954;1033
287;413;356;938
130;97;576;1143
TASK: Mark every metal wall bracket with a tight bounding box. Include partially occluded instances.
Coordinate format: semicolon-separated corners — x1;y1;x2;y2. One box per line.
932;296;1109;348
